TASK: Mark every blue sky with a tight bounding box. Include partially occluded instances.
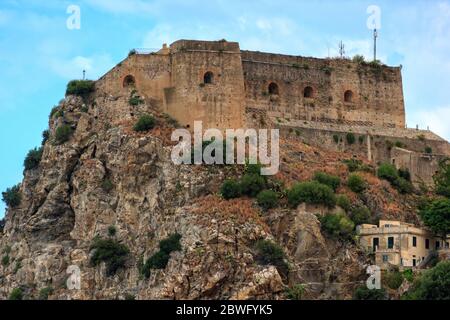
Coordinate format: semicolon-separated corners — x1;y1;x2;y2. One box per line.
1;0;450;218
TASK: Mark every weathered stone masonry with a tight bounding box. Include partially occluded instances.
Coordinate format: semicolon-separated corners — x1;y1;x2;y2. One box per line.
96;39;449;184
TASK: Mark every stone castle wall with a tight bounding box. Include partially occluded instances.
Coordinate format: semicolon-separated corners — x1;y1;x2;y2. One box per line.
241;51;405;129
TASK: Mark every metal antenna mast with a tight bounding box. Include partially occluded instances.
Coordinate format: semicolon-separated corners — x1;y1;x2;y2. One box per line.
373;29;378;61
339;41;345;59
82;69;86;80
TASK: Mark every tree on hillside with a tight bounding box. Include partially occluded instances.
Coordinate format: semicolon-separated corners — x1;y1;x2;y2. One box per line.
419;198;450;240
434;158;450;198
403;261;450;300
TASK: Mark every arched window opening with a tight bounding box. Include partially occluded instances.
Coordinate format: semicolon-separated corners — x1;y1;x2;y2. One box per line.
304;86;314;98
344;90;354;103
268;82;279;95
123;75;136;88
204;71;214;84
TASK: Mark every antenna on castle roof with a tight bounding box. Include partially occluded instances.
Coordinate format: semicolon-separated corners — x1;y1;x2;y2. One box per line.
339;41;345;59
83;69;86;80
373;29;378;61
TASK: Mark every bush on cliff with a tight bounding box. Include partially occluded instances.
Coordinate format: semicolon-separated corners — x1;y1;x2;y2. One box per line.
336;194;351;212
240;174;266;197
90;238;130;276
353;286;386;300
256;190;279;211
66;80;95;96
133;114;155;132
350;206;371;226
320;212;355;240
2;184;22;208
287;181;336;208
313;172;341;191
141;234;182;278
377;163;414;194
434;159;450;198
347;174;367;193
255;240;288;274
54;125;74;145
377;163;398;183
220;179;242;200
24;147;43;171
402;261;450;300
8;287;23;300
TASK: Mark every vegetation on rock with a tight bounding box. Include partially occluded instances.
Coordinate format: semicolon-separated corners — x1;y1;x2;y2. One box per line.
347;174;367;193
54;124;74;145
90;238;130;276
256;190;279;211
133;114;155;132
313;172;341;191
287;181;336;208
24;147;43;171
66;80;95;96
141;234;182;278
2;184;21;208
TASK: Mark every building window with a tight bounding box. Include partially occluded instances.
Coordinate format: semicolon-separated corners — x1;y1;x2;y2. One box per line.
373;238;379;251
304;86;314;98
344;90;354;103
204;71;214;84
388;237;394;249
436;241;440;250
425;239;430;249
268;82;279;95
123;75;136;88
383;255;389;262
412;236;417;247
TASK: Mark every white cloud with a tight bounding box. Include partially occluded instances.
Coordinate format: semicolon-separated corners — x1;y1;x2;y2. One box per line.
408;106;450;141
47;54;115;80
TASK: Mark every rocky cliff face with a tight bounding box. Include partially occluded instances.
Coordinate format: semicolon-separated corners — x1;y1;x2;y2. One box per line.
0;90;419;300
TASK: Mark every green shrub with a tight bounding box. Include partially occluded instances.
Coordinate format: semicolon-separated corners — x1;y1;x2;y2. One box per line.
2;184;22;208
38;287;54;300
255;240;287;271
240;174;266;197
287;181;336;208
2;254;10;266
129;95;144;106
9;287;23;300
256;190;279;211
141;234;182;278
313;172;341;191
392;177;414;194
377;163;398;183
320;212;355;239
101;179;114;193
133;114;155;132
42;130;50;145
54;125;74;145
358;136;364;144
49;106;60;118
434;159;450;198
245;163;263;176
419;198;450;239
398;168;411;181
159;233;182;253
385;270;404;290
424;146;433;154
352;55;365;64
0;218;5;233
336;194;351;212
402;269;414;283
142;251;170;277
66;80;95;96
220;179;242;200
286;284;305;300
333;135;339;144
347;174;367;193
24;147;43;171
346;132;356;144
343;159;366;172
350;206;371;226
353;286;386;300
90;238;130;276
124;293;136;300
108;225;117;237
403;261;450;300
395;141;405;148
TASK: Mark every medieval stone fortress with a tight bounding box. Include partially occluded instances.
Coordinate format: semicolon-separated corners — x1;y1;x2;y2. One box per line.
96;39;449;186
